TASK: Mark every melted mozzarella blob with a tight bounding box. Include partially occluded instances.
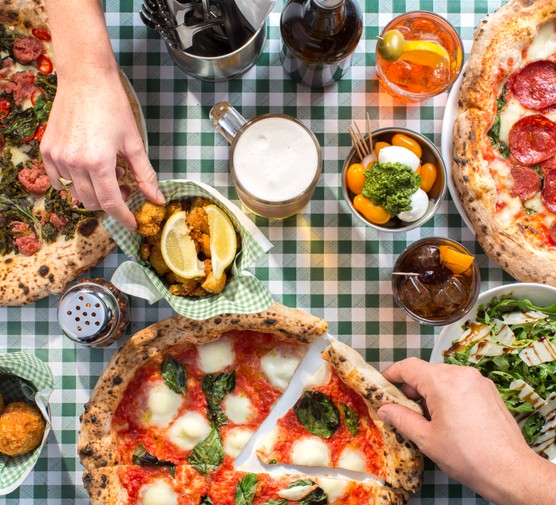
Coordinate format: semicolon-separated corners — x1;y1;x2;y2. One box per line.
259;426;279;455
260;351;301;390
315;478;348;502
223;394;254;424
291;437;331;466
168;412;211;450
338;448;367;472
197;339;235;373
147;383;183;427
139;480;178;505
223;427;254;458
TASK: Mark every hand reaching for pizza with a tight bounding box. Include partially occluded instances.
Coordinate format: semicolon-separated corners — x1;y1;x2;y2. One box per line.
40;68;165;230
377;358;556;505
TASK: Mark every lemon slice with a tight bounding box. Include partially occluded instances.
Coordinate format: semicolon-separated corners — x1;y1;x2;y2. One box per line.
399;40;449;68
161;211;205;279
205;205;237;280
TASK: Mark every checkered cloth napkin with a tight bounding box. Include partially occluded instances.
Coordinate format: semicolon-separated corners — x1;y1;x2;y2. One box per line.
104;179;274;320
0;353;54;496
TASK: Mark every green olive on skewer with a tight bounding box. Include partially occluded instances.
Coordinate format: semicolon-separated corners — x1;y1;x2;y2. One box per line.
377;29;405;62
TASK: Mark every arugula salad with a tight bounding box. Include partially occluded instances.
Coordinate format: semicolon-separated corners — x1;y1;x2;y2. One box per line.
444;296;556;459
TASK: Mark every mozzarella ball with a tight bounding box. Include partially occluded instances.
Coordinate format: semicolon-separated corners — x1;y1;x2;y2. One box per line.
361;152;377;168
397;189;429;222
378;146;420;170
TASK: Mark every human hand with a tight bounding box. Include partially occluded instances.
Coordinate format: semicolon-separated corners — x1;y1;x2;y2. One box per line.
41;66;164;230
377;358;543;504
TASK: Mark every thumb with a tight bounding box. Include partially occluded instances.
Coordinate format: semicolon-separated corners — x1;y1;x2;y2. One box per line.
378;404;430;447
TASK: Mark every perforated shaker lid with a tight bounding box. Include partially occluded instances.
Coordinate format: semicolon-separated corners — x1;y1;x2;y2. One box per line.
57;282;120;346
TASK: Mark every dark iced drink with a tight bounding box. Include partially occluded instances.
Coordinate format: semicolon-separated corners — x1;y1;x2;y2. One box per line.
392;238;480;325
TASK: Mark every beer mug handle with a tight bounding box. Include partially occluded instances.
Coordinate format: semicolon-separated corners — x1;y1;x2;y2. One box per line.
209;102;248;144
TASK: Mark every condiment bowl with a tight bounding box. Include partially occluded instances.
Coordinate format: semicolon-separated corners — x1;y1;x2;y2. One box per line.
342;127;447;232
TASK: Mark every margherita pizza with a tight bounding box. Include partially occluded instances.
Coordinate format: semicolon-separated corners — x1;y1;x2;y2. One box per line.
0;1;143;305
453;0;556;284
257;340;423;493
79;304;422;504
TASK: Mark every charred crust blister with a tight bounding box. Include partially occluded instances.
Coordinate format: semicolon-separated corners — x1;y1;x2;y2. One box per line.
112;376;122;385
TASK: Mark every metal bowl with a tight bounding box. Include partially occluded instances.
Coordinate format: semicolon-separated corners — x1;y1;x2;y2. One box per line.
342;127;447;232
166;22;266;82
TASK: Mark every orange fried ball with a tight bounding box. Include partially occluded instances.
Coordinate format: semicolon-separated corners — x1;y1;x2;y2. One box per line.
0;402;45;456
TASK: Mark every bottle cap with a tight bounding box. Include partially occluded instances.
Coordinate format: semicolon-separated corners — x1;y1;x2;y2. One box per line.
314;0;344;8
57;282;123;347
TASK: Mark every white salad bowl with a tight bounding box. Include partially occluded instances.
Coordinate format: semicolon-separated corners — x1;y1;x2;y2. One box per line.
430;282;556;363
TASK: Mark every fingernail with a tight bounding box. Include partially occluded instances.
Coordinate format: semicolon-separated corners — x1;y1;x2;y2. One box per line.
156;189;165;203
378;409;390;424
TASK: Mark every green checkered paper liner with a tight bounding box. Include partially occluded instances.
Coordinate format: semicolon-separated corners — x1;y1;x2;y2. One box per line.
105;180;273;320
0;353;54;495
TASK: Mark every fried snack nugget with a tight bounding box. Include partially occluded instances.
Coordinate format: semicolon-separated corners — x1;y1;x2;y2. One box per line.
0;402;45;456
135;201;165;237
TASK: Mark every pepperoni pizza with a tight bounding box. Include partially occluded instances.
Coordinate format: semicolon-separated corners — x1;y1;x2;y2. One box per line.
0;1;143;305
79;305;423;504
453;0;556;284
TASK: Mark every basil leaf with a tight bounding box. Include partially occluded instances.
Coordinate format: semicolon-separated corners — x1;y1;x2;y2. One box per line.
487;115;511;159
200;495;214;505
132;444;176;477
187;424;224;476
202;370;236;426
234;473;258;505
287;480;328;505
341;403;359;436
261;501;287;505
294;391;340;439
289;479;314;488
161;357;187;394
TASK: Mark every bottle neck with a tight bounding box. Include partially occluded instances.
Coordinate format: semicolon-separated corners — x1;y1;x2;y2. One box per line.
304;0;347;35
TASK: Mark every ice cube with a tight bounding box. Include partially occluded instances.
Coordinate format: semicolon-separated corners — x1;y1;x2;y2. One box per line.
398;276;433;310
432;276;468;309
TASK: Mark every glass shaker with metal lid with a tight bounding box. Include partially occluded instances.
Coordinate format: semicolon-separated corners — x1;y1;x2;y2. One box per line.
57;278;130;347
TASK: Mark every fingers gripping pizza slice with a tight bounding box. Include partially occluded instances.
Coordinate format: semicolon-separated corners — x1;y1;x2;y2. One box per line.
257;340;424;493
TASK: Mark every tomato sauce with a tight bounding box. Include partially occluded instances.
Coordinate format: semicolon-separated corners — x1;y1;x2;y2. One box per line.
271;369;385;477
112;331;301;470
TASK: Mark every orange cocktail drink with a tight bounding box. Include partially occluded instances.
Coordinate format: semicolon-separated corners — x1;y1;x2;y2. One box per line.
375;11;463;101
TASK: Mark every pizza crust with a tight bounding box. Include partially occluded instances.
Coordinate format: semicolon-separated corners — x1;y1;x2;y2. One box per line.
83;467;128;505
453;0;556;284
78;303;328;471
322;340;424;493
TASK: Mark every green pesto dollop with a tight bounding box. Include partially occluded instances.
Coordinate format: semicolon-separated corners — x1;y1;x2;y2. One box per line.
361;162;421;216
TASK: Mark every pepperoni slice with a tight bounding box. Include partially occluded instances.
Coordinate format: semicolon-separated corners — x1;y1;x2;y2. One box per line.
510;165;541;201
509;115;556;165
549;220;556;245
541;158;556;213
508;60;556;111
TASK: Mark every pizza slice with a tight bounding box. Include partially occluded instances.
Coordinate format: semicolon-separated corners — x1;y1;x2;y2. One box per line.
83;465;208;505
79;303;328;478
83;465;407;505
257;340;423;493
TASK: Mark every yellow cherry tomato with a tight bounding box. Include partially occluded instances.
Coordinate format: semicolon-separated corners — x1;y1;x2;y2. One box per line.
416;162;438;193
391;133;423;159
346;163;367;195
374;141;391;157
353;194;391;225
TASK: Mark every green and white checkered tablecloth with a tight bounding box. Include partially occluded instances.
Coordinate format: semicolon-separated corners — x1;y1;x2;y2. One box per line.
0;0;517;502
